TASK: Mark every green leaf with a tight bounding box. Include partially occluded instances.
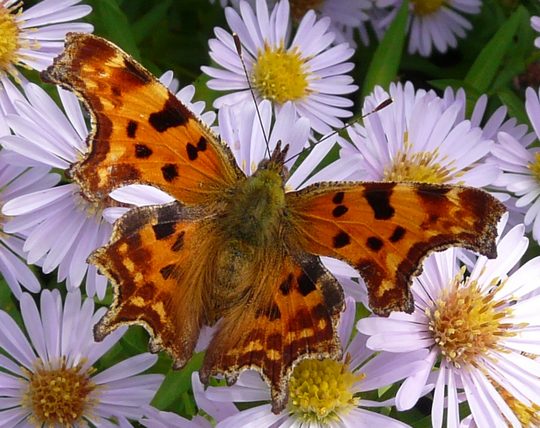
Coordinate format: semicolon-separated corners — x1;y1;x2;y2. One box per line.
428;79;482;99
464;6;526;94
361;0;408;98
497;88;531;129
132;1;173;44
87;0;141;60
152;352;204;411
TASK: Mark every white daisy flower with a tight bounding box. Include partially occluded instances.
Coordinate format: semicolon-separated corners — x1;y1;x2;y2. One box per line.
358;215;540;427
0;0;93;83
1;76;215;298
490;86;540;242
194;297;420;427
347;82;499;188
0;289;163;426
202;0;358;135
532;15;540;48
376;0;481;57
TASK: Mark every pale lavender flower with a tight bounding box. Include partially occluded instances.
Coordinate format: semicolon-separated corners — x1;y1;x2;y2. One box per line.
347;82;499;188
490;87;540;242
0;289;163;426
532;16;540;48
202;0;357;135
358;215;540;427
0;81;112;298
0;0;92;83
376;0;481;57
0;152;59;297
195;297;421;427
213;0;372;48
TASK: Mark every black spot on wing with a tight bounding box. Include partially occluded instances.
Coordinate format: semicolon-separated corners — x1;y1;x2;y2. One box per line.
127;120;138;138
161;163;179;182
123;57;151;84
367;236;383;251
332;205;348;218
333;231;350;248
152;223;175;240
135;144;152;159
197;136;207;151
160;264;175;280
364;183;395;220
149;95;187;132
171;231;185;252
297;272;316;296
332;192;344;204
186;143;198;161
279;274;293;296
389;226;406;242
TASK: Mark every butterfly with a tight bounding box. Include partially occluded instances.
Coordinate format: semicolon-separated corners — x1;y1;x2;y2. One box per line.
42;33;505;413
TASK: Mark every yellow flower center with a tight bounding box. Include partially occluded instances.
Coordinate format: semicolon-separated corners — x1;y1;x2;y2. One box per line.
426;269;516;368
289;0;324;21
251;44;309;104
383;134;457;183
0;2;20;72
528;152;540;183
22;360;97;426
288;358;363;423
411;0;445;16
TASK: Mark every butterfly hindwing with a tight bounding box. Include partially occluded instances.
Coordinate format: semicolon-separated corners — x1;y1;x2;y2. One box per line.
200;251;344;413
287;182;505;315
92;201;211;367
41;33;243;205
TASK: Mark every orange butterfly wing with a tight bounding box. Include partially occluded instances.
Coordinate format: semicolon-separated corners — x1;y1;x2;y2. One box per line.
92;202;210;368
41;33;242;205
287;182;505;315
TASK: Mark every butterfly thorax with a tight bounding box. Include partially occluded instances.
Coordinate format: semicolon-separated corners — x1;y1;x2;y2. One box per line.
222;168;286;245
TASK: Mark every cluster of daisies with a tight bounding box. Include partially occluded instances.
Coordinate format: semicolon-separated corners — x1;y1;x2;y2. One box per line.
0;0;539;427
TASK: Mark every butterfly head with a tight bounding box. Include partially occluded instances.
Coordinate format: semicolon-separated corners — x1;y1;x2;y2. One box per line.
257;142;290;182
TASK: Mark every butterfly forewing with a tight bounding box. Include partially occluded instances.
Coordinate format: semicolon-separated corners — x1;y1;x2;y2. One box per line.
41;33;243;205
286;182;505;315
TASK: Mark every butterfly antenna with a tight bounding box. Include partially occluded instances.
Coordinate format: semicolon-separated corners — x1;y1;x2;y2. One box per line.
284;98;393;165
233;33;271;159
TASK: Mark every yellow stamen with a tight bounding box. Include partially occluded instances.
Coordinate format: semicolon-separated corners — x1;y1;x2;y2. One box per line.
528;152;540;183
411;0;445;16
22;358;98;426
251;44;309;104
0;2;20;72
383;133;458;183
426;268;517;368
288;357;363;423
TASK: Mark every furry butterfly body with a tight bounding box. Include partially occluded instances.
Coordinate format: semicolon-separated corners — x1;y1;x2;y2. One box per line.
42;33;505;413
